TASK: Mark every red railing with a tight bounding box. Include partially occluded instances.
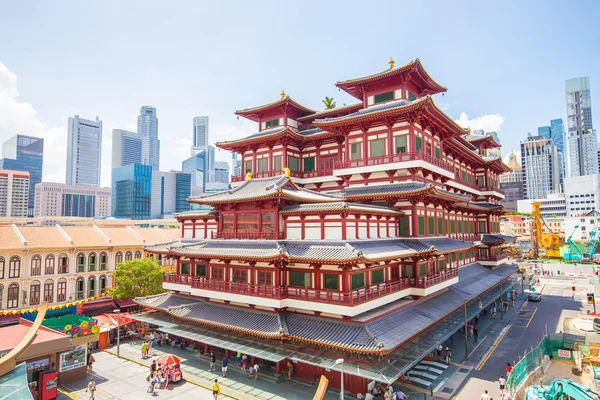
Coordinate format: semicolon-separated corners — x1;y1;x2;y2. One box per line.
448;234;481;242
211;231;285;240
453;170;480;191
333;151;455;173
477;253;511;262
164;270;457;306
231;168;332;182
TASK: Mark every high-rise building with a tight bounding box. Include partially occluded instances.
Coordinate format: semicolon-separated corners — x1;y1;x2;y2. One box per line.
150;171;191;218
521;134;560;200
500;152;524;212
550;118;566;153
537;126;551;140
182;152;206;191
193;116;209;150
66;115;102;187
214;161;229;184
137;106;160;171
0;169;29;217
564;174;600;217
111;164;152;219
566;77;596;176
232;152;241;177
0;135;44;217
34;182;111;218
112;129;143;170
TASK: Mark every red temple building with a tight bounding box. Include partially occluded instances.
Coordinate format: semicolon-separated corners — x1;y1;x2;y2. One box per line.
136;58;517;394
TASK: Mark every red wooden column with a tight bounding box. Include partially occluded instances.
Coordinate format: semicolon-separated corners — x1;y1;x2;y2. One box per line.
337;138;343;163
386;216;390;238
313;264;321;290
387;123;394;156
224;260;231;283
408;120;415;153
362;129;368;161
241;152;245;175
320;215;326;240
411;202;418;237
366;216;371;239
300;216;306;240
341;213;347;240
275;262;281;287
354;214;360;239
180;221;185;238
249;262;256;286
192;219;196;239
342;267;349;293
344;133;350;161
204;219;208;239
252;149;258;174
315;143;321;174
282;144;288;169
365;266;371;288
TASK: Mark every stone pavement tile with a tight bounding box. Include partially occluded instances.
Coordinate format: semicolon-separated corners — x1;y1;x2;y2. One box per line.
248;388;265;395
257;391;276;399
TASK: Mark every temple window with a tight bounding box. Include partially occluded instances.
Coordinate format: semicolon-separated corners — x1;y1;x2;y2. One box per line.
321;156;336;170
258;271;272;286
222;214;234;232
351;273;365;290
288;156;300;171
265;118;279;129
370;139;385;157
212;267;224;281
435;146;441;159
398;216;409;236
257;158;268;172
450;220;456;233
478;221;487;233
438;218;443;234
405;264;414;278
304;157;315;172
232;269;248;283
419;264;426;276
350;143;361;160
181;263;190;275
418;216;425;235
374;91;394;104
439;260;445;271
408;92;417;101
323;274;338;290
195;264;206;277
395;136;407;153
289;271;310;287
238;213;259;233
428;217;435;235
273;156;281;171
415;136;422;151
371;269;384;285
245;161;252;174
261;212;275;233
476;176;485;186
462;171;467;181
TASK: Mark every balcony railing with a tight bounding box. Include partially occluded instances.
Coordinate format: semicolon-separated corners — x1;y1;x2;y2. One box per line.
164;269;457;306
231;168;332;182
477;253;511;262
333;151;455;174
479;185;505;195
453;171;480;191
211;231;285;240
448;234;481;242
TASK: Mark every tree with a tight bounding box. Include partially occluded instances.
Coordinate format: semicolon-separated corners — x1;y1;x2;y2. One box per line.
323;96;336;110
109;258;166;300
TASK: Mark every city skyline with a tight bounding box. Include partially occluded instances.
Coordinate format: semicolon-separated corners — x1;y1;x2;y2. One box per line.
0;2;598;187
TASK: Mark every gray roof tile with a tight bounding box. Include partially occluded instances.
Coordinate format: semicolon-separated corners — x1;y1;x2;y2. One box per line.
280;202;402;215
134;293;201;310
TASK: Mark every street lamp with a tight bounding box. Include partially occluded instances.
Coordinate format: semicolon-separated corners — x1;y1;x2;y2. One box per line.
113;308;121;358
333;358;344;400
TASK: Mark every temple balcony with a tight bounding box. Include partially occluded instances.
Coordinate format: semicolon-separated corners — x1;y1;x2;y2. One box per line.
332;151;455;179
162;268;458;317
477;252;511;267
231;168;338;186
478;185;505;199
448;233;481;242
211;231;286;240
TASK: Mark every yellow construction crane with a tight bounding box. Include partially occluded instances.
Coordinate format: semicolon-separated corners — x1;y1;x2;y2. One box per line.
531;201;563;258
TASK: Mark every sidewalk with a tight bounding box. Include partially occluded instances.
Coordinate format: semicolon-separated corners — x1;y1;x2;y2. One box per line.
98;339;347;400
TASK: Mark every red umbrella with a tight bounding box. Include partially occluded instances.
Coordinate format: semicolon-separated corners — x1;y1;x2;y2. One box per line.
155;354;181;366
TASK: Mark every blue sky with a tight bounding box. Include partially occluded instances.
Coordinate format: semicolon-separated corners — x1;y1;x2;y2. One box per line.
0;0;599;186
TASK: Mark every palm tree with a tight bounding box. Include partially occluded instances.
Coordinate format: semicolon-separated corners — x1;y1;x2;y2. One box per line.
323;97;336;110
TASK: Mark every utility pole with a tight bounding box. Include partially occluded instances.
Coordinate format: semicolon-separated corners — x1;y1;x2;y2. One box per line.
464;300;469;361
500;279;503;320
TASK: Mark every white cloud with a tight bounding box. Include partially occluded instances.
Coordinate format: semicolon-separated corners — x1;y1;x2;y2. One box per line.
0;61;67;183
455;112;505;133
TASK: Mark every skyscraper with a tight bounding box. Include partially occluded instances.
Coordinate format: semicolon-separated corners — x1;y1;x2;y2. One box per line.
0;169;29;217
193;116;209;150
112;129;143;170
111;164;152;220
182;151;206;191
150;171;191;218
214;161;230;184
537;126;551;140
499;152;524;212
66;115;102;186
0;135;44;217
232;152;241;177
566;77;596;176
550;118;566;153
521;135;560;199
137;106;160;171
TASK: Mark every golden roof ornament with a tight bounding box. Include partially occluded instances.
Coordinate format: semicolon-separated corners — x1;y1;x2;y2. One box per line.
282;167;291;178
245;172;253;181
388;57;395;69
280;90;286;99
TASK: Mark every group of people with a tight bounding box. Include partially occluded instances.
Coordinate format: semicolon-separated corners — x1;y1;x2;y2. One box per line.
480;367;513;400
146;359;177;395
141;331;165;359
435;344;452;364
209;351;261;381
358;383;408;399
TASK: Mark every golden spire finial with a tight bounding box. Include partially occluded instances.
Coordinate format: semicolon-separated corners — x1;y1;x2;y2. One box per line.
280;90;286;99
389;57;395;69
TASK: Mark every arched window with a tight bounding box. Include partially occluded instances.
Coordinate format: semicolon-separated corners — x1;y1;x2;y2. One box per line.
44;279;54;303
99;252;108;271
58;253;69;274
76;253;85;273
125;251;133;261
9;256;20;278
88;253;97;272
57;279;67;301
45;254;55;275
115;252;123;265
99;275;107;294
30;254;42;276
88;276;96;298
76;277;85;300
134;250;142;259
30;280;41;305
0;284;3;309
0;257;4;279
7;283;19;309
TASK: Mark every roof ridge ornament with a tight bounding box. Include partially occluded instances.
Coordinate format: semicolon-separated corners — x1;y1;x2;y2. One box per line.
245;172;253;181
389;57;395;69
281;90;286;99
282;167;291;178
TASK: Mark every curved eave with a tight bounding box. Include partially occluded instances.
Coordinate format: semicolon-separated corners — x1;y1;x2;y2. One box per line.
288;334;382;355
172;313;282;339
296;103;365;123
171;249;281;262
234;96;315;122
466;135;502;149
288;256;359;264
188;193;278;206
431;187;473;202
342;186;432;202
335;59;447;100
216;128;340;151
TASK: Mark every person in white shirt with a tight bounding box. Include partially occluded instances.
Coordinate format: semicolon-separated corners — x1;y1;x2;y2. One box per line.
481;389;490;400
499;375;506;395
395;390;408;400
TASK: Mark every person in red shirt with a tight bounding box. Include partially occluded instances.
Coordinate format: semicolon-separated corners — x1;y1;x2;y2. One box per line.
506;363;513;374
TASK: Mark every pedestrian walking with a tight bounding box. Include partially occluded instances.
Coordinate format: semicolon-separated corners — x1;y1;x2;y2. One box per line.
511;295;515;307
236;351;242;366
249;363;259;381
213;379;220;400
209;352;216;371
395;389;408;399
287;360;294;381
222;356;229;377
445;347;452;364
474;327;479;343
241;354;248;371
141;341;147;359
506;363;512;375
86;378;96;400
468;323;474;338
481;389;490;400
499;375;506;396
436;344;443;361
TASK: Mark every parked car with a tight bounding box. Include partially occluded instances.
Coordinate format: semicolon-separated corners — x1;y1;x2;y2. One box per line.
528;292;542;302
